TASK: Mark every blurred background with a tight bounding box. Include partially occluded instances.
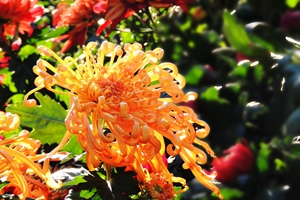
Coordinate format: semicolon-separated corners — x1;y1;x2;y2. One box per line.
2;0;300;199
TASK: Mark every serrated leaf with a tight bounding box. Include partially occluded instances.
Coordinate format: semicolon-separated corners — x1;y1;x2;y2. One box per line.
6;92;67;145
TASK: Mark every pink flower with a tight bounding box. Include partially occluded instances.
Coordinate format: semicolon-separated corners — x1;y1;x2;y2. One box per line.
211;139;254;183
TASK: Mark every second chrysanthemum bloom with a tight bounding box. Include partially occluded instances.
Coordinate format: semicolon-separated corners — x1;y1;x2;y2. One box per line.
25;41;223;199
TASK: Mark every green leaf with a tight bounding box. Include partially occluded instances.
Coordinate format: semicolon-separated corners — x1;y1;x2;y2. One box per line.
185;65;204;85
6;92;82;154
6;92;67;145
286;0;299;8
200;87;228;104
257;142;271;172
230;63;249;78
18;45;38;61
80;188;97;199
43;26;69;40
0;181;9;190
220;188;244;199
253;64;263;83
1;126;22;139
7;93;25;105
0;67;17;93
223;11;251;54
173;186;183;200
62;134;83;155
53;86;70;108
63;175;87;187
274;158;287;171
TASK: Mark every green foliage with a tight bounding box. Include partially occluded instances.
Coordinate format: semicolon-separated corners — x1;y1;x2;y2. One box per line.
220;188;244;200
200;87;228;104
185;65;204;85
63;175;87;187
286;0;299;8
0;67;17;93
223;11;251;54
0;181;9;190
63;169;139;200
5;92;83;154
274;158;287;171
257;142;271;172
6;92;67;144
18;45;38;61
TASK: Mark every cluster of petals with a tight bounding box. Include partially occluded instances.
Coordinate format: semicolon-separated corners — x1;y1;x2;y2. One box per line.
52;0;101;52
0;111;62;199
52;0;192;52
143;173;174;200
0;0;43;36
24;41;222;199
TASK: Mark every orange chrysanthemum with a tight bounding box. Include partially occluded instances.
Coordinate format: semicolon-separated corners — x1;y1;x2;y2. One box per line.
24;41;223;199
0;0;43;36
143;173;174;200
0;111;62;200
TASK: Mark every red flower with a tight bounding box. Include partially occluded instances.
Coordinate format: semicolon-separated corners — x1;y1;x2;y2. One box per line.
52;0;100;52
96;0;193;35
280;10;300;31
11;37;22;51
0;52;10;69
0;0;43;36
211;139;254;183
53;0;193;52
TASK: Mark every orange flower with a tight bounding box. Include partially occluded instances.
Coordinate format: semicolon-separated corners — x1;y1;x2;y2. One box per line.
24;41;223;199
0;0;43;36
0;111;62;200
143;173;174;200
52;0;101;52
